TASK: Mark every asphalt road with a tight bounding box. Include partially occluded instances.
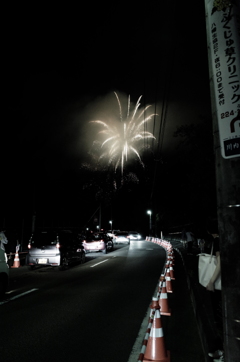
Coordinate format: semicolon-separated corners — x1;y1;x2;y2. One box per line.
0;240;166;362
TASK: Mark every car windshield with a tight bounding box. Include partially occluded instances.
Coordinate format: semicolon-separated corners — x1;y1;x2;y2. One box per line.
85;233;105;241
92;233;105;241
30;231;59;247
116;232;128;236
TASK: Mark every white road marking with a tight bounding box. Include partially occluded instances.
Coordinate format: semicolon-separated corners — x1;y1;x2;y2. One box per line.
0;288;39;305
90;259;109;267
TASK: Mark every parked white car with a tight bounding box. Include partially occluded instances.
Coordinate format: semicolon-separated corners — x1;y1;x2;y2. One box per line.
0;232;9;297
26;229;85;270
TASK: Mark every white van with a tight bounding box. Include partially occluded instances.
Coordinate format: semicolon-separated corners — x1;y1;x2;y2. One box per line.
0;232;9;297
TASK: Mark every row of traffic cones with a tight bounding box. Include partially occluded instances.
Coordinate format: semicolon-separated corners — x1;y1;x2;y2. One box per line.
138;238;176;361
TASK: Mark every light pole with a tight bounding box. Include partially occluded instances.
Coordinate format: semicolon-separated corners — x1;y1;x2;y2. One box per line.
109;220;113;232
147;210;152;235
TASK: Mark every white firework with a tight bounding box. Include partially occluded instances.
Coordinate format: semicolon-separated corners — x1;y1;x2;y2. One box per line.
90;92;156;174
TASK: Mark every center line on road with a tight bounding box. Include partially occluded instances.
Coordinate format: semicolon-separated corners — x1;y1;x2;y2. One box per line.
90;259;109;268
0;288;39;306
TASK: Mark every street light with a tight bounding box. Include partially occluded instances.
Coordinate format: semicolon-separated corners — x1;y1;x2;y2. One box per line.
109;220;113;232
147;210;152;235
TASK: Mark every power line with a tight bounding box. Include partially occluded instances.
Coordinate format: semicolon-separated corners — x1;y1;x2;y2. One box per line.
149;1;178;202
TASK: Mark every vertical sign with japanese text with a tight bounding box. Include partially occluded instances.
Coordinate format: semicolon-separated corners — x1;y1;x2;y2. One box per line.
206;0;240;159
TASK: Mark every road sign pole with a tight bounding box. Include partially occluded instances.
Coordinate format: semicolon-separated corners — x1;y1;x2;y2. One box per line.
204;2;240;361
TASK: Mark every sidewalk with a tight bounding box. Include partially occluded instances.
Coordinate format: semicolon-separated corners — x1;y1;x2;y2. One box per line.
170;240;221;362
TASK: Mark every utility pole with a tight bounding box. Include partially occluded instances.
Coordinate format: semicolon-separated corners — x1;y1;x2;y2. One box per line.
204;1;240;361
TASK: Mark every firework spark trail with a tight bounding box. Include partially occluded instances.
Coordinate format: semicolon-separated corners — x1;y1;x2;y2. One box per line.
114;92;123;122
127;95;130;119
90;92;156;175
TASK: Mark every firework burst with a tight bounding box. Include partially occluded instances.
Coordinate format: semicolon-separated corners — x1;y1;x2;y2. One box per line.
90;92;156;174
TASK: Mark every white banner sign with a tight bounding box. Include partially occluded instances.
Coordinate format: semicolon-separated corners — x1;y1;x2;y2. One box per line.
206;0;240;159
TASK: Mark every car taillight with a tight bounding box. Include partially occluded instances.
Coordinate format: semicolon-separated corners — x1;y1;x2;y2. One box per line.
56;242;60;249
28;243;31;249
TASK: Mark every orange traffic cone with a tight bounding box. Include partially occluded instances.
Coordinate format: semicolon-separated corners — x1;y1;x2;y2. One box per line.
150;297;159;310
149;297;158;323
165;268;173;293
143;308;170;362
169;265;175;280
165;261;170;272
11;249;20;268
159;280;171;316
168;251;175;265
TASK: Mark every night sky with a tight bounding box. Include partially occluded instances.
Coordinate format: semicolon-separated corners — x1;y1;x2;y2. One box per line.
2;1;214;239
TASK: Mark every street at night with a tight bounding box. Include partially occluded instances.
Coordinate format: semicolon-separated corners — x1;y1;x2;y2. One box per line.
2;1;240;361
1;240;206;362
